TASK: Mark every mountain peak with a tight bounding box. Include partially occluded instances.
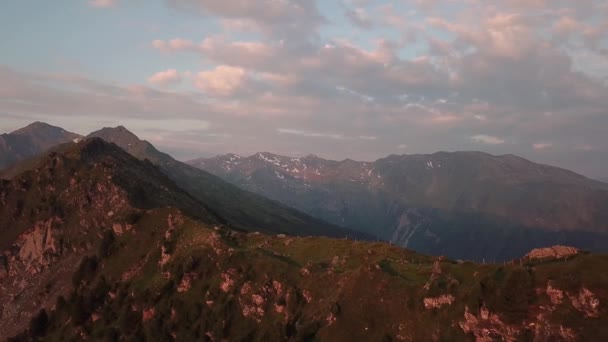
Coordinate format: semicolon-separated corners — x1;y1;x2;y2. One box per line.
89;126;139;141
87;126;148;150
87;126;173;164
11;121;53;133
0;122;83;170
11;121;80;138
303;154;322;160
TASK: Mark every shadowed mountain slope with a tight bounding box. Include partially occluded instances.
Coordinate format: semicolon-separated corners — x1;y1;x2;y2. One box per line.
189;152;608;261
0;122;82;171
87;126;369;240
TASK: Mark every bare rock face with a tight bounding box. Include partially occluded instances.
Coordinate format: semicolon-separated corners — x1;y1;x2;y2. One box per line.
177;273;195;293
526;246;579;260
12;217;62;276
542;282;600;317
423;295;455;309
545;282;564;305
459;306;520;342
142;307;155;322
569;288;600;318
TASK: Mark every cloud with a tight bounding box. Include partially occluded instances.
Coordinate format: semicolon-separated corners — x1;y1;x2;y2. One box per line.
4;0;608;177
165;0;325;39
533;143;553;150
148;69;182;86
193;65;252;97
151;38;197;52
89;0;117;8
277;129;379;141
343;4;373;29
471;135;506;145
278;128;346;140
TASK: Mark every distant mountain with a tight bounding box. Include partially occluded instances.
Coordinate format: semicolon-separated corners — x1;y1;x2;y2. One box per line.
0;122;82;170
2;139;607;340
189;152;608;261
86;126;367;240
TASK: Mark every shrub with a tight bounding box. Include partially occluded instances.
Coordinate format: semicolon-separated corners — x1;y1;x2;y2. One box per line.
29;309;49;338
98;230;117;258
72;256;99;287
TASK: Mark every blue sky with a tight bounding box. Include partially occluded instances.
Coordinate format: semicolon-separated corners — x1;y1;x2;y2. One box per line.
1;0;608;178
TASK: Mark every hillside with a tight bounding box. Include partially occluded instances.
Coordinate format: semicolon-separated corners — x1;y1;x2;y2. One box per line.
0;122;82;171
1;137;607;341
6;208;608;341
0;138;220;337
189;152;608;261
86;127;366;240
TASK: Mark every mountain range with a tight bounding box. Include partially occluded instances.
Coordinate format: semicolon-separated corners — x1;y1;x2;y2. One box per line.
85;126;368;240
189;152;608;261
0;122;82;170
1;135;607;341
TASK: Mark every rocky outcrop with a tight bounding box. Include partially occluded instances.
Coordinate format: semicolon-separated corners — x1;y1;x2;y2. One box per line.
177;273;195;293
423;294;455;309
541;281;600;318
237;279;287;323
526;246;579;260
569;288;600;318
459;306;520;342
142;307;155;322
220;269;238;293
545;282;564;305
6;217;63;276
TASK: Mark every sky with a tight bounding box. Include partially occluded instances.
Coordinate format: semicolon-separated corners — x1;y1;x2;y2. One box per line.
1;0;608;178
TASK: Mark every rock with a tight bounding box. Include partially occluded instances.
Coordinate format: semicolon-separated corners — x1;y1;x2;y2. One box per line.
240;282;252;295
459;306;520;342
112;223;124;236
220;269;238;293
303;290;312;303
331;256;340;266
545;282;564;305
526;246;579;260
16;218;61;273
158;245;171;267
423;294;455;309
272;280;283;297
424;259;443;291
251;294;265;306
142;307;155;322
326;312;336;326
241;293;266;323
569;288;600;317
91;313;101;322
177;273;195;293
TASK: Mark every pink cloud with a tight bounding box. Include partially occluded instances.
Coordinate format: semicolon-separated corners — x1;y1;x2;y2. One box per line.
147;69;182;86
89;0;117;8
194;65;249;96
